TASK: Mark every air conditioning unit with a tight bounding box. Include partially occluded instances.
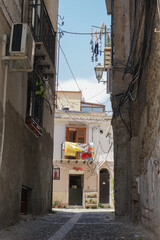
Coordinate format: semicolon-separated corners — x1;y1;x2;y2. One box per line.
8;23;35;72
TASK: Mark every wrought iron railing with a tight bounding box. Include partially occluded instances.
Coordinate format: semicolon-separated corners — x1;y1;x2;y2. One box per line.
28;0;56;65
26;70;45;135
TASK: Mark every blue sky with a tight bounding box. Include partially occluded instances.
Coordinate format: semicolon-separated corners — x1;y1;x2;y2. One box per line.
57;0;112;112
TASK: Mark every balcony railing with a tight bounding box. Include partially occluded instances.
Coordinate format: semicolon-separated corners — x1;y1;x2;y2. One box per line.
61;142;94;162
28;0;56;66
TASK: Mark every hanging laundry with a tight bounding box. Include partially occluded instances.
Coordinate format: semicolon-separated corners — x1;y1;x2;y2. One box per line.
90;28;94;62
94;29;99;62
64;141;94;160
94;42;99;62
99;31;102;56
81;152;92;160
64;141;82;157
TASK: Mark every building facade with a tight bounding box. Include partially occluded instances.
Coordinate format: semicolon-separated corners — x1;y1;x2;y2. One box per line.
53;91;114;208
106;0;160;238
0;0;58;229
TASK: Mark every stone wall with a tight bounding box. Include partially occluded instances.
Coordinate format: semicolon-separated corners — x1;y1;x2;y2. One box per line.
133;14;160;238
111;0;132;217
111;0;160;238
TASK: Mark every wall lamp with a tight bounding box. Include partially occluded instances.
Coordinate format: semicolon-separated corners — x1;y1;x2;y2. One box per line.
94;63;106;83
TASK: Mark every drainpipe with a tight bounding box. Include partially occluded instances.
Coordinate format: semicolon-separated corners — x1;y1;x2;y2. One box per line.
0;61;8;170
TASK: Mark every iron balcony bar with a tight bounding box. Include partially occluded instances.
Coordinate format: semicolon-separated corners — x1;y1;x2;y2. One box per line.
28;0;56;66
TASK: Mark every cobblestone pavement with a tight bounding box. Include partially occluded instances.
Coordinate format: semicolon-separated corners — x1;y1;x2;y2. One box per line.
0;209;148;240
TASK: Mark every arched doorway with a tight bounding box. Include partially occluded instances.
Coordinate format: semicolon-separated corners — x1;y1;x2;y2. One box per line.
99;168;110;204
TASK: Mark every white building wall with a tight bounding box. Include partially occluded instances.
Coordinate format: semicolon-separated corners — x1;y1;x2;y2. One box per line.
53;116;114;207
88;122;113;164
53;123;66;160
53;119;113;163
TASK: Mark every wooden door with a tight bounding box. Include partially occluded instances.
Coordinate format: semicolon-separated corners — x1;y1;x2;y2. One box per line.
69;175;83;205
99;169;110;204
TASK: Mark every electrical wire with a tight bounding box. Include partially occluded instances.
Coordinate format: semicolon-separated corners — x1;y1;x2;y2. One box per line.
56;29;111;36
58;42;81;92
96;97;111;105
112;0;156;139
85;89;105;101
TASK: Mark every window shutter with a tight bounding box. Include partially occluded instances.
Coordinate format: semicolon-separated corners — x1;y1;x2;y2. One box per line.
77;128;86;143
66;127;70;141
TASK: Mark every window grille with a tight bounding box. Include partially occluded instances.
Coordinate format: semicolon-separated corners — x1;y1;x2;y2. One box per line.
26;70;45;136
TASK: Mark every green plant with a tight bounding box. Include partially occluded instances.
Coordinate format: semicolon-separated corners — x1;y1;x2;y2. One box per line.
98;203;104;208
52;200;68;209
91;206;97;209
89;198;93;204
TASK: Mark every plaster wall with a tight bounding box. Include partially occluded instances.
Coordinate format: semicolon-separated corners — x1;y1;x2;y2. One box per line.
0;0;21;25
53;115;114;207
53;122;66;160
45;0;59;30
56;91;82;111
0;1;57;229
53;119;113;163
53;160;114;207
53;161;98;206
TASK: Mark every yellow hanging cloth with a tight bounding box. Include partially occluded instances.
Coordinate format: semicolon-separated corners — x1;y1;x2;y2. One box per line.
65;141;82;157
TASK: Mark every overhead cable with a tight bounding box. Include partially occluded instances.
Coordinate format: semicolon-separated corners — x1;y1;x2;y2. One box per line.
59;42;81;92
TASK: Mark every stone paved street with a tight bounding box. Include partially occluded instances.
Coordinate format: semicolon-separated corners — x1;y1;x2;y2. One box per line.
0;209;148;240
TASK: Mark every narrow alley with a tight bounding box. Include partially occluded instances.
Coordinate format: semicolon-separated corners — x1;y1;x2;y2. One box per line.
0;209;147;240
0;0;160;239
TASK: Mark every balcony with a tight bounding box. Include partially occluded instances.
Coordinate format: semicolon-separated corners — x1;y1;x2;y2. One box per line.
28;0;56;77
60;141;94;163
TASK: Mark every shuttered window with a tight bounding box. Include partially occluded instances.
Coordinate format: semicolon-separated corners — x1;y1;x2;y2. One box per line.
66;127;86;143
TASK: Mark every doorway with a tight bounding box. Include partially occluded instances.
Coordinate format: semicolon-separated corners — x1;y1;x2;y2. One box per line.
20;186;31;214
69;175;83;205
99;168;110;204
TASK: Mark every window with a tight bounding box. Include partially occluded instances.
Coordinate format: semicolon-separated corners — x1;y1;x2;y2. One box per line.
81;102;105;113
26;70;45;136
65;127;86;159
66;127;86;143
